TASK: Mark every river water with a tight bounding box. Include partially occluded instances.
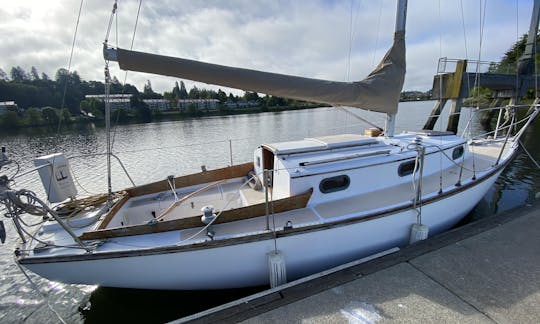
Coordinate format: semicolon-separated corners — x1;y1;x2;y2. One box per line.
0;101;539;323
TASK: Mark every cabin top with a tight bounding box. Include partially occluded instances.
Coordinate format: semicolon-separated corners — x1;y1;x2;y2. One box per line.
257;132;465;179
262;134;379;155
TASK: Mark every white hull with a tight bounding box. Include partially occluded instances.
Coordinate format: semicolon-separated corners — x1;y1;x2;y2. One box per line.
23;167;500;290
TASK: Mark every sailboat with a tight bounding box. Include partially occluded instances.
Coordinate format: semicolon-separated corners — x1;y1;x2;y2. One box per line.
1;0;538;290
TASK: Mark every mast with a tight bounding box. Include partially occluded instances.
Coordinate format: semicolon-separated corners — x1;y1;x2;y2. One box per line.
104;65;113;206
386;0;408;137
103;1;118;207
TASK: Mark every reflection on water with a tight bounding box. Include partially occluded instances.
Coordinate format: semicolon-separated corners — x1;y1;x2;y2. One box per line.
0;102;539;322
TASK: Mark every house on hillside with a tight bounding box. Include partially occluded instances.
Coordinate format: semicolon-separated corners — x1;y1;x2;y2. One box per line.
0;101;18;115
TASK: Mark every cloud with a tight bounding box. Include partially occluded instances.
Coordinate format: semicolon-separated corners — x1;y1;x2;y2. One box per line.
0;0;534;95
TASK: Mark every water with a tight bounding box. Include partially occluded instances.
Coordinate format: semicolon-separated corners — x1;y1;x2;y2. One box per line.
0;102;539;323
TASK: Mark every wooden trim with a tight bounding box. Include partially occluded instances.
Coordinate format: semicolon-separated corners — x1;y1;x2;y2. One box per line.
125;162;253;197
97;163;253;231
79;188;313;240
97;193;131;230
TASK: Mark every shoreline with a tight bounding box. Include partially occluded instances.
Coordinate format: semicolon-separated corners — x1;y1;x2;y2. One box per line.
0;103;326;134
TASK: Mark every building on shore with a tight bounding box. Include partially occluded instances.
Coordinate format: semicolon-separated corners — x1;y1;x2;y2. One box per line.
224;100;259;109
143;99;171;111
178;99;220;111
0;101;18;115
85;94;133;111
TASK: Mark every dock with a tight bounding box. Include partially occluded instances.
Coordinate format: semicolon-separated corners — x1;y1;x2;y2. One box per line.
175;202;540;323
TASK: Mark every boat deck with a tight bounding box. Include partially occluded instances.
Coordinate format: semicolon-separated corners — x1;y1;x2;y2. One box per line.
23;137;513;259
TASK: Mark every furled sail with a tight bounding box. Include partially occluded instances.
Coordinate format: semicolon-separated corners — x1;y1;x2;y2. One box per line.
110;31;405;115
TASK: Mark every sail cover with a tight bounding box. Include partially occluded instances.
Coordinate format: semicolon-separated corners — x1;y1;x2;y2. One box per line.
115;31;405;115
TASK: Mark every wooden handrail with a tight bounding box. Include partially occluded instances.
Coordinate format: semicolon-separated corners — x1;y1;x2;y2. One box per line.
156;179;227;221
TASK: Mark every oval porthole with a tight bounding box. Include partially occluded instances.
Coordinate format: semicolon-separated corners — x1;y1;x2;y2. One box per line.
452;146;464;160
319;175;350;194
398;160;417;177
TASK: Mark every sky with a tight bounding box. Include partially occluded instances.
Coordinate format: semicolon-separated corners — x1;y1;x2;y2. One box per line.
0;0;535;95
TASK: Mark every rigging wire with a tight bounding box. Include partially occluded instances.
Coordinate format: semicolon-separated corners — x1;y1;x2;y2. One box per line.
474;0;488;107
463;0;489;184
343;0;355;130
45;0;85;203
58;0;85;134
519;139;540;170
371;1;384;69
112;0;144;152
115;0;119;49
336;106;383;130
459;0;469;60
437;0;444;194
459;0;472;98
346;0;354;82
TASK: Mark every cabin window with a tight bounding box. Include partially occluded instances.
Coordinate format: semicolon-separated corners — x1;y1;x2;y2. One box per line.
319;175;350;194
452;146;464;160
398;160;418;177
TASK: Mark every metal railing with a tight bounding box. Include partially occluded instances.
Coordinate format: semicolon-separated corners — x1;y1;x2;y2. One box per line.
437;57;518;75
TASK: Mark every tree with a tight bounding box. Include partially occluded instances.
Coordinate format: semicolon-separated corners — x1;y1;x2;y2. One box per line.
172;81;181;99
122;83;140;97
112;108;129;123
489;33;540;74
143;80;153;96
142;80;161;99
55;68;83;114
0;68;7;81
266;95;286;107
243;91;260;102
179;81;188;99
0;111;20;129
135;105;152;122
186;103;202;116
110;76;123;94
131;96;152;122
41;107;60;125
61;108;72;123
217;89;227;103
30;66;40;81
25;107;42;126
80;98;104;118
41;72;50;81
188;86;200;99
163;91;177;109
10;66;27;82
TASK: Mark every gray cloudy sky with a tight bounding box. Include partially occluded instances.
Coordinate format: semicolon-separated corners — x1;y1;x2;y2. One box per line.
0;0;534;94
